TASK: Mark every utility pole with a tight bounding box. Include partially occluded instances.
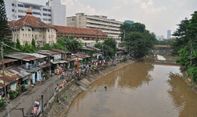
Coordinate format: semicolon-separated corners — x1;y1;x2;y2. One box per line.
41;95;44;113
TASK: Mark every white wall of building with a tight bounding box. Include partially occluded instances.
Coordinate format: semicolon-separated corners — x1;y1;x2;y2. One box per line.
12;26;57;46
47;0;66;26
4;0;66;26
67;13;122;39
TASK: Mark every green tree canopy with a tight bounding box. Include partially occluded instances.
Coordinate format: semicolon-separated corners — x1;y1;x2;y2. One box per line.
95;38;117;58
0;0;11;42
64;37;82;52
0;0;14;54
16;39;21;49
31;39;36;49
121;21;156;59
173;11;197;83
125;32;154;58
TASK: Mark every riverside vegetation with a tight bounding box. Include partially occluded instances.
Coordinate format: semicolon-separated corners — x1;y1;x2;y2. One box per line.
173;11;197;84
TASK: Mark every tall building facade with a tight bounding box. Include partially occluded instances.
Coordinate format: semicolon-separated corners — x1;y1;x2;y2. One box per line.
67;13;122;39
4;0;66;25
167;30;172;39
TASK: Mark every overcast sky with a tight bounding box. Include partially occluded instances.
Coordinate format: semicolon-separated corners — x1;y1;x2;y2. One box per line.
20;0;197;37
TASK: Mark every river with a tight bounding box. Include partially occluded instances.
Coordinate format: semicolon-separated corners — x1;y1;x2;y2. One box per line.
66;62;197;117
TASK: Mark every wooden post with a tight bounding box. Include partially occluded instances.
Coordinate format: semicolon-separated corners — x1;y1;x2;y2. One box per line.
41;95;44;113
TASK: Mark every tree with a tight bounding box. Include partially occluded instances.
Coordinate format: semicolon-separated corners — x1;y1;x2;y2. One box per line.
42;43;53;50
0;0;13;53
95;42;103;49
120;20;134;39
130;23;146;33
16;39;21;49
21;42;36;53
31;39;36;49
95;38;117;58
0;0;11;42
64;37;82;52
173;11;197;83
103;38;117;53
121;21;156;59
173;18;190;54
125;32;153;58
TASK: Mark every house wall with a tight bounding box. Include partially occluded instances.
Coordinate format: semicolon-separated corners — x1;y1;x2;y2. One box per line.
12;26;57;46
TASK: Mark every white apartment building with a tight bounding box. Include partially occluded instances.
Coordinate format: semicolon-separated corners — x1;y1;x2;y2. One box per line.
67;13;122;39
4;0;66;26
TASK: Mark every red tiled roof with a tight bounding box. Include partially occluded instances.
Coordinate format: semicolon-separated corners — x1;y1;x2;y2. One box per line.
54;25;107;39
9;14;50;29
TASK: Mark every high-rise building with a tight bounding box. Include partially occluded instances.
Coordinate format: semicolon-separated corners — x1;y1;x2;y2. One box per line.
67;13;122;39
167;30;171;39
4;0;66;26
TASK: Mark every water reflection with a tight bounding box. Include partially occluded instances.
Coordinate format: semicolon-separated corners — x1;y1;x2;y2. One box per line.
168;76;197;117
66;63;197;117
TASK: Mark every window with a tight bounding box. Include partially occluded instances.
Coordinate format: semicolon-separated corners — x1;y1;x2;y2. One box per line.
12;9;14;12
18;15;23;18
21;28;24;31
43;8;51;12
33;12;41;15
18;4;23;7
43;13;51;16
43;8;48;11
28;29;31;31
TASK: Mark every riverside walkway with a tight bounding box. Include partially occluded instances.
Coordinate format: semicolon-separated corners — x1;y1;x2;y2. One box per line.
0;75;62;117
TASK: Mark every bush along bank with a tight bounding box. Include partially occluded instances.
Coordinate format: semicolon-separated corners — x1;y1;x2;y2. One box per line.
173;11;197;85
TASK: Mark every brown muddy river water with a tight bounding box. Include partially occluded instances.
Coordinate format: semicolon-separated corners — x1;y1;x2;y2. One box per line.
67;62;197;117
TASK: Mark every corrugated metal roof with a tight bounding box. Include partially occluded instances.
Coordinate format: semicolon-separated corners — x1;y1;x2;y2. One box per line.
38;50;61;56
5;53;38;61
0;59;18;65
9;67;30;78
25;53;47;59
0;70;19;85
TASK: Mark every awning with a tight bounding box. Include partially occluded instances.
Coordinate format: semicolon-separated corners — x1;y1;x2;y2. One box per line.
51;60;68;64
0;70;19;86
9;67;31;78
0;83;4;89
25;53;46;59
39;63;51;69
